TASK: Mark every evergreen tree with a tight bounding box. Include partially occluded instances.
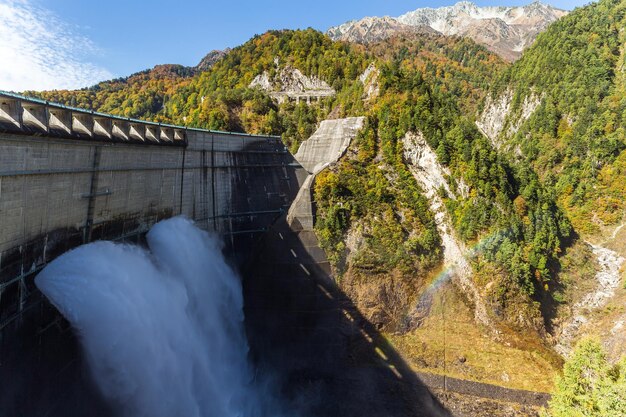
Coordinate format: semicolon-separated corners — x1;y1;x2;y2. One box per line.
544;339;626;417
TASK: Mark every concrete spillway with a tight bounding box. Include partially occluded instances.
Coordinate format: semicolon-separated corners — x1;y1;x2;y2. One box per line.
288;117;364;230
294;117;365;175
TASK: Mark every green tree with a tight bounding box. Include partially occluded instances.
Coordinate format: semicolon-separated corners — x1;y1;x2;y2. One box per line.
544;339;626;417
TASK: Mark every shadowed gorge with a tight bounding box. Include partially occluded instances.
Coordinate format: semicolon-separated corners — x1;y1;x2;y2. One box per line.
243;215;451;417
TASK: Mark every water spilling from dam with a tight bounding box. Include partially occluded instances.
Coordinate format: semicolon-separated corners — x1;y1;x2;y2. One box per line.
35;217;273;417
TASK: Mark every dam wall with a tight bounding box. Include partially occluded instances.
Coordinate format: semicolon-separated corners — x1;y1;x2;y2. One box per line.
0;130;305;330
0;92;306;415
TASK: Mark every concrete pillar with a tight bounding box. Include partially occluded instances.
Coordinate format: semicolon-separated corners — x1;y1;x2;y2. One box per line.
93;117;112;139
0;98;20;128
48;108;71;134
72;114;93;137
159;127;174;142
173;129;185;142
21;104;48;132
112;120;129;140
129;123;145;141
145;126;159;143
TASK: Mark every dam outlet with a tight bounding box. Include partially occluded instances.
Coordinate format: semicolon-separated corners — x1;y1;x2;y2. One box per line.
35;217;284;417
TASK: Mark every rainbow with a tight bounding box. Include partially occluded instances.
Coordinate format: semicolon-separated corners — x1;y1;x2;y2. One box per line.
413;229;510;316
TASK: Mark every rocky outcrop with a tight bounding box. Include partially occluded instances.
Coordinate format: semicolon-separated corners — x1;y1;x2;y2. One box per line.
477;89;541;148
358;63;380;101
476;90;514;148
402;131;490;326
196;49;230;72
328;1;567;62
250;64;335;104
555;242;625;356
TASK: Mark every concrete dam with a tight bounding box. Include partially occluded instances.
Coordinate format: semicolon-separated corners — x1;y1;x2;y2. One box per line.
0;92;546;416
0;91;299;413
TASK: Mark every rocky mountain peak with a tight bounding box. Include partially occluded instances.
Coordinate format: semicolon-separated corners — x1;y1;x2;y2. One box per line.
326;16;438;44
196;48;231;72
328;1;567;61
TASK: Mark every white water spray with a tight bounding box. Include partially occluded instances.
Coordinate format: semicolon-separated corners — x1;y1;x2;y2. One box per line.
35;217;262;417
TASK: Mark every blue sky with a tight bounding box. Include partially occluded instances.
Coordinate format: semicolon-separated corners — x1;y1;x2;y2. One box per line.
0;0;592;91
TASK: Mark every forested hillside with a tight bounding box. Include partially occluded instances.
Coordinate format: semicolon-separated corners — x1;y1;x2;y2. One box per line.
544;339;626;416
488;0;626;235
313;31;572;341
478;2;626;406
162;30;369;150
26;64;195;120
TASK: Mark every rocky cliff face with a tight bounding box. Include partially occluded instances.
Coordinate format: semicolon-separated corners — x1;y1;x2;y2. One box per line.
358;63;380;101
328;1;567;61
196;49;230;72
556;242;625;356
402;132;490;327
326;16;439;45
250;64;335;104
477;88;542;149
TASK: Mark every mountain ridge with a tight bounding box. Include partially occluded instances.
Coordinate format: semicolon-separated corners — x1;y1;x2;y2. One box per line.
327;1;568;61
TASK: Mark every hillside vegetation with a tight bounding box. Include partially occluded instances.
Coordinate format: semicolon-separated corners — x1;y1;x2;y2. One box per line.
314;33;571;337
544;339;626;417
26;64;195;120
492;0;626;235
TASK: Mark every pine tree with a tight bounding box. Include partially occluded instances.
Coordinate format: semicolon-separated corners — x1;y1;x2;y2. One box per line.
544;339;626;417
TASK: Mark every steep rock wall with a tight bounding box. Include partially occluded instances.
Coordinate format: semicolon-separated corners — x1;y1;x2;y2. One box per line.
402;131;490;326
477;89;541;149
359;63;380;101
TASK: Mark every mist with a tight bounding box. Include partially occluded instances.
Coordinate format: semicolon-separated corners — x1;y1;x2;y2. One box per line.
35;217;277;417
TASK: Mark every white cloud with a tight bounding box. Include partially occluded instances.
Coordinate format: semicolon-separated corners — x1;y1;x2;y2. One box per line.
0;0;113;91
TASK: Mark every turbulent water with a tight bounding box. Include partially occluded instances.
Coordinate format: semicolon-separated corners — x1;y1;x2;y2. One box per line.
35;217;268;417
